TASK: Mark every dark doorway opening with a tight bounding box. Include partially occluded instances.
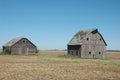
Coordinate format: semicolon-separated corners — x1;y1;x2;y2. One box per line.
68;45;81;57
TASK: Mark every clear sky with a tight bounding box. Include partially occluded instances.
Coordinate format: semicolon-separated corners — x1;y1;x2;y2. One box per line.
0;0;120;50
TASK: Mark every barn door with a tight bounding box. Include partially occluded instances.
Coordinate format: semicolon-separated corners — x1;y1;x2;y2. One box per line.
26;48;29;55
22;48;27;54
75;50;79;55
18;48;22;54
92;45;96;58
78;46;81;57
92;51;95;58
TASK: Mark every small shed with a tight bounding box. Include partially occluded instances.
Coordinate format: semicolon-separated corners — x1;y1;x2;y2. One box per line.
67;28;107;58
3;37;37;55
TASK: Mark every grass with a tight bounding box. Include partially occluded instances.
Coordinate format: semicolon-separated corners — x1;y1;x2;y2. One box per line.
0;51;120;80
36;54;120;67
1;50;120;66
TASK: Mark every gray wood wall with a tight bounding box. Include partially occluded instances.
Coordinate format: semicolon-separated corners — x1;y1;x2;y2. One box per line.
11;38;37;54
81;32;106;58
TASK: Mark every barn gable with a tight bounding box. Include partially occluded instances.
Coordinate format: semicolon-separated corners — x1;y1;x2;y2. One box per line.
67;28;107;59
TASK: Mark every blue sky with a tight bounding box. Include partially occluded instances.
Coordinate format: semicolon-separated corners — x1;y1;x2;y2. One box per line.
0;0;120;50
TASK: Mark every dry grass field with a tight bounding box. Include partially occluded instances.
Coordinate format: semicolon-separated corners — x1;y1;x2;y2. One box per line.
0;50;120;80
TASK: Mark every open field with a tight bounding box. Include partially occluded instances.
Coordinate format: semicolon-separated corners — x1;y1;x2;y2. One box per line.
0;51;120;80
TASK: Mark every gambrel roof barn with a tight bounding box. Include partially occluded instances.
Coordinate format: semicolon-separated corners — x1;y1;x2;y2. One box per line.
67;28;107;58
3;37;37;55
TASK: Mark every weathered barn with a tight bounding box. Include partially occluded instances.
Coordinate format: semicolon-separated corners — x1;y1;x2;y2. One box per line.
3;37;37;55
67;28;107;58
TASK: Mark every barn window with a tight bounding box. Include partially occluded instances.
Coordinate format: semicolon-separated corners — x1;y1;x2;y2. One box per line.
86;38;89;41
89;52;91;54
23;40;26;43
99;52;101;54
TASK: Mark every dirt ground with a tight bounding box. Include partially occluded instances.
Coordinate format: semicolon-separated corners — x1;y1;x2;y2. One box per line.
0;51;120;80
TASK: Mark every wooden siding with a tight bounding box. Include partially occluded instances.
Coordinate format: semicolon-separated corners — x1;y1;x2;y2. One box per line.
81;32;106;58
11;38;36;54
68;29;107;59
3;38;37;55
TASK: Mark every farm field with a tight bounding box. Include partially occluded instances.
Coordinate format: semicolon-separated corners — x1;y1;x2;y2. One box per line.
0;50;120;80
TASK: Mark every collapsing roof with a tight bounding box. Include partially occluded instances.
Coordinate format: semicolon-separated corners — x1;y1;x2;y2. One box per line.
3;37;24;47
68;28;107;46
3;37;36;47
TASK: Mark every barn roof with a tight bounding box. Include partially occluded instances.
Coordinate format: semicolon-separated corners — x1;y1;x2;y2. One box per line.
3;37;36;47
68;28;107;46
3;37;23;47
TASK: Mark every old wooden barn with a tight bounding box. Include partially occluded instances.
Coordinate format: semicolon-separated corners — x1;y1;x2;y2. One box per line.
3;37;37;55
67;28;107;58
